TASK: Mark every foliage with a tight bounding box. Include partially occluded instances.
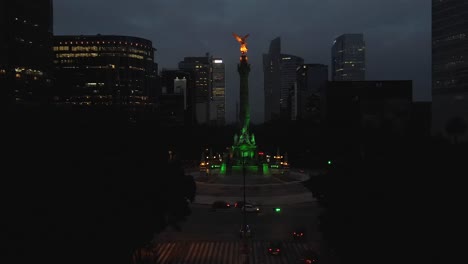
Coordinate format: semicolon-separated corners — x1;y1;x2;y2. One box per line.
5;106;196;264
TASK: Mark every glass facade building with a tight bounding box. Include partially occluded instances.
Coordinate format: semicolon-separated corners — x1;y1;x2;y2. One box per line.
53;35;156;106
331;34;366;81
178;54;225;126
294;64;328;120
210;58;226;126
280;54;304;119
432;0;468;138
179;55;211;124
1;0;54;102
263;37;281;122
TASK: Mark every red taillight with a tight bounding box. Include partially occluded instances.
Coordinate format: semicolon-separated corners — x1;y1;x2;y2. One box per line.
293;232;296;235
227;203;230;207
269;248;272;251
276;249;280;252
306;260;312;264
300;232;303;236
235;203;238;207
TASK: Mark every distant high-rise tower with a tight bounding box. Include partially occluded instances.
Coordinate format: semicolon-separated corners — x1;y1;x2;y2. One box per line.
432;0;468;139
263;37;303;121
1;0;54;102
331;34;366;81
280;54;304;119
179;54;211;125
294;64;328;120
263;37;281;122
178;54;225;126
210;58;226;126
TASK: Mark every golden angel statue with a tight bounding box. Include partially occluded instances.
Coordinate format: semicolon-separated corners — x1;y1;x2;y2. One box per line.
232;33;250;54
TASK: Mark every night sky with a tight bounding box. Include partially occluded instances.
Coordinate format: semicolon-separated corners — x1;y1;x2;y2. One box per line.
54;0;431;124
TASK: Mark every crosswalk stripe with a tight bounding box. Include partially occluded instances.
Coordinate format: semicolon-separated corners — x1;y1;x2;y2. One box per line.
223;241;231;264
149;240;316;264
211;241;222;264
156;242;172;263
178;241;190;264
197;241;209;264
184;241;199;263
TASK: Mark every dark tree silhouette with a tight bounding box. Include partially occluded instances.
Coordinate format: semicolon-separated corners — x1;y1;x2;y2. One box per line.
5;106;196;264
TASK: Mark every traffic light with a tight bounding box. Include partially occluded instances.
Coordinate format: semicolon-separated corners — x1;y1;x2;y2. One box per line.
274;207;281;213
327;160;332;165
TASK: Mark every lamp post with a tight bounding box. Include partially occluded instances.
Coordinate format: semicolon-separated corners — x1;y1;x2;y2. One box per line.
243;156;246;235
241;155;249;263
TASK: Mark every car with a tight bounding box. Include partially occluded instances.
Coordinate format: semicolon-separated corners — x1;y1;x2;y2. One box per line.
292;227;306;240
211;200;231;211
297;250;319;263
267;242;282;255
234;201;245;208
239;224;252;238
241;203;260;213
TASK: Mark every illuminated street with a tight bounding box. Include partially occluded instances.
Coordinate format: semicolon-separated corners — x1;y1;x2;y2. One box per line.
152;202;321;263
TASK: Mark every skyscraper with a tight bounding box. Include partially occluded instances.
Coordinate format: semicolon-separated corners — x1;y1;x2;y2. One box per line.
210;58;226;126
294;64;328;120
1;0;54;102
331;34;366;81
280;54;304;119
53;35;156;106
263;37;281;122
179;54;225;126
263;37;303;121
432;0;468;138
179;54;211;124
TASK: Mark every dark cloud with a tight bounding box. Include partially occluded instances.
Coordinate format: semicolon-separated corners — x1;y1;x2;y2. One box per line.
54;0;431;123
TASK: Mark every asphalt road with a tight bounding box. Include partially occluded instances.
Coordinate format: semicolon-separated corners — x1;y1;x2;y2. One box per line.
155;202;322;244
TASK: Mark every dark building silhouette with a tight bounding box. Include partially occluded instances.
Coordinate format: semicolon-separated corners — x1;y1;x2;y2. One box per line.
53;35;156;107
263;37;303;121
292;64;328;121
432;0;468;139
178;54;225;126
178;54;212;125
263;37;281;122
324;81;413;138
0;0;54;103
158;69;191;126
280;54;304;119
210;58;226;126
331;34;366;81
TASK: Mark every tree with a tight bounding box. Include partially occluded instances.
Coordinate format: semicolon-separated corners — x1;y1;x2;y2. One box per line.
5;106;196;264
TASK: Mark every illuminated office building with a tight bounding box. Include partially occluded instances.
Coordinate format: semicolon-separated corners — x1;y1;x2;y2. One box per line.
432;0;468;139
53;35;156;106
210;58;226;126
331;34;366;81
0;0;54;103
280;54;304;119
179;54;225;125
179;55;211;124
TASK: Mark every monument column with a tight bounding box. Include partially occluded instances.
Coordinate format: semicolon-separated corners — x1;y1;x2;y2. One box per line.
238;55;251;131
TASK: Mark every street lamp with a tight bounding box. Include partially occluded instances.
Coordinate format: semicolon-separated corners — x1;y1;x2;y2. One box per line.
242;156;247;235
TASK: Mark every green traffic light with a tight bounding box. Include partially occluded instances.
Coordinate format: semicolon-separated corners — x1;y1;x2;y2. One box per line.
275;208;281;212
327;160;332;165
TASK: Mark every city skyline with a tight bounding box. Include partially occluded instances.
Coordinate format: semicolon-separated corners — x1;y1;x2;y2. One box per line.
53;0;431;124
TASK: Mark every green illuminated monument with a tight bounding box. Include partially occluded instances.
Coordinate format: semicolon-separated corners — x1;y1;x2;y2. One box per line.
230;33;257;164
200;33;288;178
